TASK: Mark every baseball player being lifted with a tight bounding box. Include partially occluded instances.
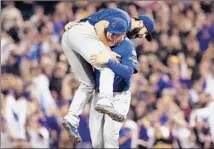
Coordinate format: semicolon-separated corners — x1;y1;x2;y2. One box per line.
61;8;155;142
89;37;139;148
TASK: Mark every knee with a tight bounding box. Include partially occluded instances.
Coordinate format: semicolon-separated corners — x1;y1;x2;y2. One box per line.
79;82;95;93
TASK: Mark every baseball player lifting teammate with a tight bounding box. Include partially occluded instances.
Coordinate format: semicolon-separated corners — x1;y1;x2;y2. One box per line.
89;37;138;148
61;8;155;143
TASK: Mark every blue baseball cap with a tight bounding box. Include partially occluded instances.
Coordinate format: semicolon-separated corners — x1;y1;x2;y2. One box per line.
105;18;127;34
137;15;155;41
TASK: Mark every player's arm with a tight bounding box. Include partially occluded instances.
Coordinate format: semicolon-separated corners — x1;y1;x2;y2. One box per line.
90;53;137;79
107;59;135;79
94;20;111;51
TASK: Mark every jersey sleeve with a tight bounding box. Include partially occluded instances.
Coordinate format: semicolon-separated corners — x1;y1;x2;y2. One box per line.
121;48;138;73
107;59;135;79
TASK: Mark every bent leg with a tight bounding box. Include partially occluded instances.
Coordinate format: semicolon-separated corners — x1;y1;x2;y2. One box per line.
61;33;95;142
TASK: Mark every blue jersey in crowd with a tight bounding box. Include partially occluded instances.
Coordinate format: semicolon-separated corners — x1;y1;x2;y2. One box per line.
78;115;91;143
80;8;131;32
119;127;132;148
95;38;138;92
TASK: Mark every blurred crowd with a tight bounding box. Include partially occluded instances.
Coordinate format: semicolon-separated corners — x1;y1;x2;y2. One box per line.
1;1;214;148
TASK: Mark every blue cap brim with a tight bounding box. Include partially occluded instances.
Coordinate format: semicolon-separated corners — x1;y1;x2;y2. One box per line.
144;23;152;41
137;16;153;41
105;28;124;35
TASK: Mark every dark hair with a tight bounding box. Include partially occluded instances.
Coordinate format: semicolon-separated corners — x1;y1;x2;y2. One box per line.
127;27;142;39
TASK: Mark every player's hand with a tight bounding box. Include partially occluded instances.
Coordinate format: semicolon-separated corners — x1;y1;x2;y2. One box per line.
64;20;80;31
110;51;121;63
90;53;110;65
90;52;121;65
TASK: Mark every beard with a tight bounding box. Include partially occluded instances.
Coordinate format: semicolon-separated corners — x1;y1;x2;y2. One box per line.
126;27;142;39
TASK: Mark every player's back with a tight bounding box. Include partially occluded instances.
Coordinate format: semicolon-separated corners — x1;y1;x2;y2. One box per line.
80;8;131;32
95;38;138;92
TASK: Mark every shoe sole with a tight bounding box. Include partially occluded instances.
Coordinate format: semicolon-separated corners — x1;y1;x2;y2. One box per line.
95;105;124;122
61;120;82;144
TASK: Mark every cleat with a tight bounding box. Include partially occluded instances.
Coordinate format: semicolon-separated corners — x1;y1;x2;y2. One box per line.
95;104;125;122
61;119;82;143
